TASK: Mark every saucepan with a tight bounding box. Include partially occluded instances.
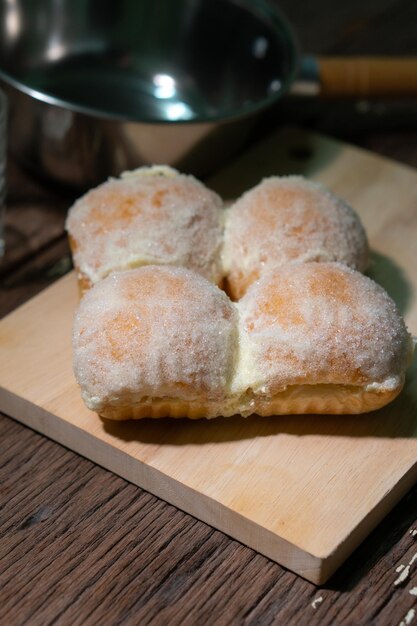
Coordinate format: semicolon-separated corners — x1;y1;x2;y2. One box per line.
1;0;417;189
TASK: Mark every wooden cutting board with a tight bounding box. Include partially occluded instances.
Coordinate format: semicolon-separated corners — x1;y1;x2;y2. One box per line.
1;128;416;584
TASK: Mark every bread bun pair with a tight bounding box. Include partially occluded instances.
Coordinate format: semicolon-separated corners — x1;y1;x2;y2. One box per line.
72;263;413;419
66;166;368;298
67;167;413;420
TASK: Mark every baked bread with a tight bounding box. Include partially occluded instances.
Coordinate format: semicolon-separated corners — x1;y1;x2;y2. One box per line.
66;165;224;295
72;266;238;419
69;170;412;420
66;171;369;300
72;263;414;419
234;262;414;415
222;176;369;299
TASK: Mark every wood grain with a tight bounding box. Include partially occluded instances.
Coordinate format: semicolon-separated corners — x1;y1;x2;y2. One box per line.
1;413;417;626
1;129;416;586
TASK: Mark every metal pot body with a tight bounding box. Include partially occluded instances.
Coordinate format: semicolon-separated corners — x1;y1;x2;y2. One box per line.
4;81;255;188
0;0;297;188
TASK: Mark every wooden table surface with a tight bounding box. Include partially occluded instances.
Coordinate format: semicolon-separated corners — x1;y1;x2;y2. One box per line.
2;1;417;624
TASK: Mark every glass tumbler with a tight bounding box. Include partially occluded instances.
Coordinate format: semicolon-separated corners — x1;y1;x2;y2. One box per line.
0;88;6;258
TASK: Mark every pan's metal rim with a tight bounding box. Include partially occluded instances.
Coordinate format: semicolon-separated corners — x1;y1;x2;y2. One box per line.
0;0;299;125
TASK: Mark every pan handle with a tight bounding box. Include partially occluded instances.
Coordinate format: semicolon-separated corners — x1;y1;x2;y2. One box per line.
315;57;417;97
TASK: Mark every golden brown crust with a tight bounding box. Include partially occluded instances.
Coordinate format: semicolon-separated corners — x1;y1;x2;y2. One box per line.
250;383;402;417
98;383;403;420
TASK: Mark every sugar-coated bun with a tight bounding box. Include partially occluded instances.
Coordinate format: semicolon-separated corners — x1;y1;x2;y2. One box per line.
72;262;414;419
222;176;369;299
73;266;238;416
236;262;413;407
66;166;224;293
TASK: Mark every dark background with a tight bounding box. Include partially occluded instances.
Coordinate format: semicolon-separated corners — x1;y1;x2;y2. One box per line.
271;0;417;166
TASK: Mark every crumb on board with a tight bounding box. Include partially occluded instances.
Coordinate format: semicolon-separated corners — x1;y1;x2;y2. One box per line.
410;529;417;537
394;552;417;586
409;587;417;596
395;565;411;586
399;608;415;626
311;596;323;609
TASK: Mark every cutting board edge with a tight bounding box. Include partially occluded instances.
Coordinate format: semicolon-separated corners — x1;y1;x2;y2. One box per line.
319;458;417;582
0;385;340;584
3;384;417;585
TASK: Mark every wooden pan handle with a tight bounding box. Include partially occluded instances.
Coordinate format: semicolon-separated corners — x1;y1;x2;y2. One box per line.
317;57;417;97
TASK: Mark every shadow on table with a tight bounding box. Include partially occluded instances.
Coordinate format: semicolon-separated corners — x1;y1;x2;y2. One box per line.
366;250;413;316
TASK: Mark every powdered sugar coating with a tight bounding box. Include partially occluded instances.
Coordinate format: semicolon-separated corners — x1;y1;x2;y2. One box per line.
73;266;237;410
222;176;369;299
66;166;224;286
236;262;413;395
